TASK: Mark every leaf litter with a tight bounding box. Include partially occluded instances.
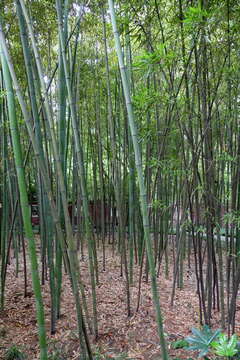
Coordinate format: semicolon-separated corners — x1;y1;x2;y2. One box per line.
0;237;238;359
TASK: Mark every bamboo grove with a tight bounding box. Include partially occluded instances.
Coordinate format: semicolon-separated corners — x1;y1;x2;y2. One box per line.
0;0;240;359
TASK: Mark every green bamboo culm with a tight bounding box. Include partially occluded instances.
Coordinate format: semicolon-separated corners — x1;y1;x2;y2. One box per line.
0;14;91;358
107;1;169;359
0;45;48;360
55;0;98;340
0;110;8;310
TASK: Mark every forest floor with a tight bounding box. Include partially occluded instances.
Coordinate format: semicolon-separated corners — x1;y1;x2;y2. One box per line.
0;235;239;360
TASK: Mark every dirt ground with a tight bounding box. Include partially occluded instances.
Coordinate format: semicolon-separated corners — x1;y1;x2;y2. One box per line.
0;238;238;359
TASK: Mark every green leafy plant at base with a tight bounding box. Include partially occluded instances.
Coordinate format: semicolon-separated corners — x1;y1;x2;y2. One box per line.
211;333;238;358
185;325;221;358
171;339;189;349
185;325;240;359
4;345;26;360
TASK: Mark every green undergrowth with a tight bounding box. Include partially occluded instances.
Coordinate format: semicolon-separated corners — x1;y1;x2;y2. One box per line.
171;325;240;359
4;345;26;360
93;349;129;359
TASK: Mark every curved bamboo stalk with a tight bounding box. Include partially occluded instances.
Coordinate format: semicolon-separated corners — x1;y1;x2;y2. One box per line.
0;13;92;358
55;0;98;339
107;1;169;359
0;43;48;360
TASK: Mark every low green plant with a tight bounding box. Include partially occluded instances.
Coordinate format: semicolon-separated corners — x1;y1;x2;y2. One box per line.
4;345;26;360
171;339;189;349
185;325;221;358
185;325;240;359
211;333;238;358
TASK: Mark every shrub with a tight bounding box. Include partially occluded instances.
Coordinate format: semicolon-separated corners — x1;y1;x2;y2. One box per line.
4;345;26;360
